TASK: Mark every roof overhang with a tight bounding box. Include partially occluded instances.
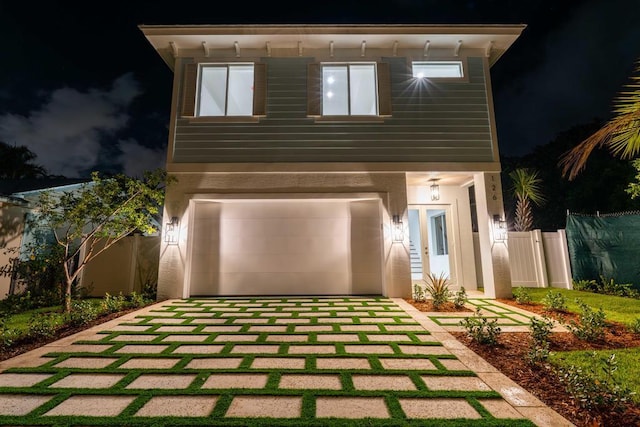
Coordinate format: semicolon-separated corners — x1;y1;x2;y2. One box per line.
139;24;526;71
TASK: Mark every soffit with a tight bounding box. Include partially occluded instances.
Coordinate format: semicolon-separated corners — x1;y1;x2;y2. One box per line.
139;24;526;70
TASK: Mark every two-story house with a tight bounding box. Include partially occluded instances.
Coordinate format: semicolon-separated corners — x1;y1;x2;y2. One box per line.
140;24;525;300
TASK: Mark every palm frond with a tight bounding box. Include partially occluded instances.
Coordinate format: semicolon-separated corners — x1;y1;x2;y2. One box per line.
509;168;545;206
560;59;640;180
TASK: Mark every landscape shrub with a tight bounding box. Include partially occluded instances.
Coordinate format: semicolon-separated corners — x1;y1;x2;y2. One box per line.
67;300;100;327
453;286;468;309
10;240;66;306
567;299;607;342
424;272;452;310
412;283;426;302
542;290;567;312
629;318;640;335
0;315;20;350
102;292;128;313
572;279;598;292
598;275;639;299
460;307;501;345
573;276;639;299
512;286;532;304
129;292;148;308
527;315;554;365
556;352;634;414
27;312;64;340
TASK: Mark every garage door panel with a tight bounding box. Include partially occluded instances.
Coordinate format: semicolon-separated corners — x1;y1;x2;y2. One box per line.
222;236;349;255
223;236;347;256
222;218;348;237
222;202;349;219
218;272;350;295
189;199;382;296
220;250;348;273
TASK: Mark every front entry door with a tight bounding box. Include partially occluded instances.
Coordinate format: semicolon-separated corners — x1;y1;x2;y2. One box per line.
408;205;456;285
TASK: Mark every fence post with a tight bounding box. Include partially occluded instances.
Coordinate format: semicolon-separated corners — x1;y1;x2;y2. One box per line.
532;229;548;287
557;229;573;289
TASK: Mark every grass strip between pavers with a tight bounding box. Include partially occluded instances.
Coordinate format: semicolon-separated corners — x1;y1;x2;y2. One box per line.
0;297;537;426
0;415;537;426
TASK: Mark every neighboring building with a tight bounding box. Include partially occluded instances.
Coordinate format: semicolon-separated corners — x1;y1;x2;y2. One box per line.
0;179;161;299
140;24;525;299
0;179;88;297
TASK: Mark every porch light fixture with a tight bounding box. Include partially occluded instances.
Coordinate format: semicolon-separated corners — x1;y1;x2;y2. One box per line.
493;214;508;242
392;215;404;243
165;216;179;245
429;179;440;201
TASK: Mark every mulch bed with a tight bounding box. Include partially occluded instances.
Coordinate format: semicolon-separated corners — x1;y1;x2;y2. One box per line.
448;298;640;427
405;299;473;313
405;297;640;426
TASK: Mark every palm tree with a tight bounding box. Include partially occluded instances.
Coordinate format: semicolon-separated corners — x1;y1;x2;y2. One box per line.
509;168;545;232
560;59;640;180
0;141;47;179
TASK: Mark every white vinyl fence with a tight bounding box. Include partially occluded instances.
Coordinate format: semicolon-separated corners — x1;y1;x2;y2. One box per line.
473;230;573;289
506;230;572;288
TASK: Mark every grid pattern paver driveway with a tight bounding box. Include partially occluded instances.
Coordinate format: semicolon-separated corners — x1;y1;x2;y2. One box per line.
0;297;574;426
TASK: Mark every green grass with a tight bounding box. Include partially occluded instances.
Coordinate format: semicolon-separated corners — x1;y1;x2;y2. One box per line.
550;348;640;403
3;305;62;333
0;297;539;426
525;288;640;326
3;299;106;330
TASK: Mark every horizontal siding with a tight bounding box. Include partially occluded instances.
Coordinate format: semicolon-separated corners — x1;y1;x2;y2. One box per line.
173;56;493;163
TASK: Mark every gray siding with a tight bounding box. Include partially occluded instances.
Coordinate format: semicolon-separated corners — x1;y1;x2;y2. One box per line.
173;57;493;163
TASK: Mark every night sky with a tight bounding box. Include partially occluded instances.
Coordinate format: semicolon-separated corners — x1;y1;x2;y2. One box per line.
0;0;638;178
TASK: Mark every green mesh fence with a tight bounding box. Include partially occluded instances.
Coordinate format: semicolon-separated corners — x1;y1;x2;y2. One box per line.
566;212;640;289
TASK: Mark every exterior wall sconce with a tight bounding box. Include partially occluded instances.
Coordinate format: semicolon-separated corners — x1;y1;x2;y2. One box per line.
392;214;404;243
429;179;440;201
165;216;179;245
493;214;508;242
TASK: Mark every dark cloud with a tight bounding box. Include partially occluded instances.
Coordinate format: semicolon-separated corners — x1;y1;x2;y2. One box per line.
0;73;163;177
494;0;640;156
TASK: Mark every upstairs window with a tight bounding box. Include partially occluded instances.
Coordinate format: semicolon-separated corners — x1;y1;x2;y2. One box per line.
180;62;266;119
198;64;254;116
412;61;463;79
322;63;378;116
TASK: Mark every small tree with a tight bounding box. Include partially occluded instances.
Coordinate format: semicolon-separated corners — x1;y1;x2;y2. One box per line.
509;168;545;232
627;159;640;199
31;169;174;313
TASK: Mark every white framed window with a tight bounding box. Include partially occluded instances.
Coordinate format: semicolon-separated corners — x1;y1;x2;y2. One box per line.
322;63;378;116
197;64;255;116
412;61;463;79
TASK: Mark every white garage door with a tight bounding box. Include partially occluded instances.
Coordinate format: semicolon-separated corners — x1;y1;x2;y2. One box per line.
188;199;383;296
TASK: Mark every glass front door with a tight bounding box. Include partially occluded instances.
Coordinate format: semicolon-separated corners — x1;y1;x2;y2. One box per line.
408;206;454;284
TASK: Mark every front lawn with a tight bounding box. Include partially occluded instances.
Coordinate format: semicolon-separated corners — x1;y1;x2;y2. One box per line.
1;295;153;361
3;305;62;333
525;288;640;326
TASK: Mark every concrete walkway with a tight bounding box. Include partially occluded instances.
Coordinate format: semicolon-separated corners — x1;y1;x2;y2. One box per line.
0;297;574;426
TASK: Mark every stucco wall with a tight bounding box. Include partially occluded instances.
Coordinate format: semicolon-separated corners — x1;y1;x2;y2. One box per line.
81;235;160;297
157;172;411;299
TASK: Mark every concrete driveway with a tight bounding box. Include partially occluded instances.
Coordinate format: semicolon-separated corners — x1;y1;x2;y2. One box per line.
0;297;574;426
